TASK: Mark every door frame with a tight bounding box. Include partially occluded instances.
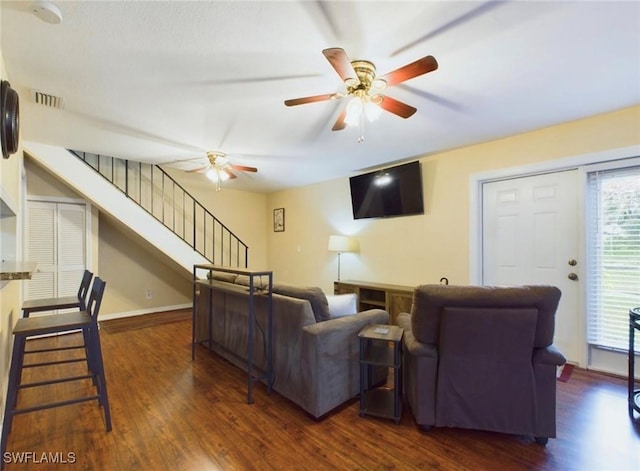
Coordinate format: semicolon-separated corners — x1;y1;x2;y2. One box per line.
469;144;640;368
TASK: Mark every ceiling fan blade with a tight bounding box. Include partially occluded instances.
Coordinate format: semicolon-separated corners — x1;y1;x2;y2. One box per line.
284;93;337;107
378;95;417;119
186;165;209;173
229;163;258;173
331;109;347;131
379;55;438;88
225;169;238;179
322;48;357;82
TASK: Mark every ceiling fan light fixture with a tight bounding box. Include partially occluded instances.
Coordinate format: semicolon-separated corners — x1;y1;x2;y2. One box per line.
345;96;381;127
344;97;363;126
364;101;382;121
206;167;231;182
344;78;359;87
205;167;218;182
372;78;387;90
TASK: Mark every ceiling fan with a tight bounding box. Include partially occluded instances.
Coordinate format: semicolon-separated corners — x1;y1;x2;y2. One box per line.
187;151;257;190
284;48;438;142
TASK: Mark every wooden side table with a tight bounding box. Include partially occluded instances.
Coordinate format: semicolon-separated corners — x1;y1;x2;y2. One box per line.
358;324;403;424
629;307;640;422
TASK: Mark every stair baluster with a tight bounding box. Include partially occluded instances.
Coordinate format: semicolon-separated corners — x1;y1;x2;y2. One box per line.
69;150;248;268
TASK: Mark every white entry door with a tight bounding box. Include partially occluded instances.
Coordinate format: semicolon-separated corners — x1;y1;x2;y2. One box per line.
25;200;88;315
482;170;581;363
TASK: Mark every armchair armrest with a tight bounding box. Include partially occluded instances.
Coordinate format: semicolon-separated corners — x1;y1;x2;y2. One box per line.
533;345;566;367
397;312;437;359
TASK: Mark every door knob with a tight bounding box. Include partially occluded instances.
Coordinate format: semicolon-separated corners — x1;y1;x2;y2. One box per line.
568;273;578;281
568;259;577;266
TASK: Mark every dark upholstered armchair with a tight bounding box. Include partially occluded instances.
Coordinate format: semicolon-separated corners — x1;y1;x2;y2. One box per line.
397;284;565;445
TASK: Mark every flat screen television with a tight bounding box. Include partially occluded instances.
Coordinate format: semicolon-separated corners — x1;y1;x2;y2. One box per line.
349;161;424;219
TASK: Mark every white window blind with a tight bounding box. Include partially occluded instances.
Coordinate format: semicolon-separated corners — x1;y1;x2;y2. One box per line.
587;165;640;351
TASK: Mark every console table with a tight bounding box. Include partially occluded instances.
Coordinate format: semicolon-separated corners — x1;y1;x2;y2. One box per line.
334;280;414;325
192;264;273;404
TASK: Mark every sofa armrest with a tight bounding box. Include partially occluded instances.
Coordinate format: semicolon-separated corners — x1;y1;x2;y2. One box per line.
297;308;389;417
303;308;389;337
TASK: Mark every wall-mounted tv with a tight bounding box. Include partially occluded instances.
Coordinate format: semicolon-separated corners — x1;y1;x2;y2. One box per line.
349;161;424;220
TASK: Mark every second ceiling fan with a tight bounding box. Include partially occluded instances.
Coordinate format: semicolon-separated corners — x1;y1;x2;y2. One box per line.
188;151;257;190
284;48;438;142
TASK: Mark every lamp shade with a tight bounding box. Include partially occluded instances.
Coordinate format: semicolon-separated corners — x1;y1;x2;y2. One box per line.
328;235;358;253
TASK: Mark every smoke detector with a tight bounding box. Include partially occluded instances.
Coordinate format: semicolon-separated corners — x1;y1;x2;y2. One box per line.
31;1;63;24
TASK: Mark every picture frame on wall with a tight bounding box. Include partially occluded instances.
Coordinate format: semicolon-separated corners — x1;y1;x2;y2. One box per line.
273;208;285;232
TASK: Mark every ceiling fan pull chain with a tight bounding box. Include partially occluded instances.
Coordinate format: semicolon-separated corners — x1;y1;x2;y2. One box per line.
357;107;365;143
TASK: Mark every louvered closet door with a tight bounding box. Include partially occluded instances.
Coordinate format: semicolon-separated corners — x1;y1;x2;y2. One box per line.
57;204;87;298
26;201;87;316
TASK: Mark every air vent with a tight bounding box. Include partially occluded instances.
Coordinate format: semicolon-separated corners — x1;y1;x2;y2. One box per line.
31;90;64;109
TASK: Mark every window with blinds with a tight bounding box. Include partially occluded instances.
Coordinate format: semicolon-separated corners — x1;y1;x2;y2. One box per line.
587;165;640;351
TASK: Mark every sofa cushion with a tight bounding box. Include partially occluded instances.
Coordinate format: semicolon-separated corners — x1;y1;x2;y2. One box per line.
326;293;358;318
235;275;270;290
207;272;238;283
272;284;331;322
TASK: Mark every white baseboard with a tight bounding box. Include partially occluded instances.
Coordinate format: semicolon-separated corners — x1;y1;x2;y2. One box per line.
98;303;192;321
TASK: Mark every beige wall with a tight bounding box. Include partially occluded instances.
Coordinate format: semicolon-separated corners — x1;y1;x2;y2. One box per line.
0;31;25;413
98;214;192;315
164;168;268;269
267;105;640;294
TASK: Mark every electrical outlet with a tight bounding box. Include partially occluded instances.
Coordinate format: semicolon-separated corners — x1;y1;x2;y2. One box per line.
145;289;152;300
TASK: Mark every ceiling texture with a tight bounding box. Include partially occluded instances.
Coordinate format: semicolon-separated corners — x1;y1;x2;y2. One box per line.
1;1;639;193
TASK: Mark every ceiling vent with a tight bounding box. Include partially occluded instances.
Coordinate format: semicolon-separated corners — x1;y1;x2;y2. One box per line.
32;90;64;109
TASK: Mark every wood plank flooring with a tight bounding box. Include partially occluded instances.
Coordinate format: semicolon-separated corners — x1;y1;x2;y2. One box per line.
2;316;639;470
99;309;191;334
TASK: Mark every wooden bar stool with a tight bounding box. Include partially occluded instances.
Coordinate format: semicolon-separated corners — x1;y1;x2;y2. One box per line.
1;278;112;465
22;269;93;318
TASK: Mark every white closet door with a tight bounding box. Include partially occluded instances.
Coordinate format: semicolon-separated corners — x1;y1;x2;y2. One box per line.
57;204;87;297
25;201;87;314
26;202;57;301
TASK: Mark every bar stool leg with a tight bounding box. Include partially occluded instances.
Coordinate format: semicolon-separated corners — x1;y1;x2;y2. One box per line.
88;324;112;431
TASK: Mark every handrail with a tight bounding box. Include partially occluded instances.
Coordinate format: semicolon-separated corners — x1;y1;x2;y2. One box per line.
68;150;248;268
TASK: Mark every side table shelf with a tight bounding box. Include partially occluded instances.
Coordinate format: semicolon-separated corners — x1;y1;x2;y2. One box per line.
358;324;403;424
629;307;640;422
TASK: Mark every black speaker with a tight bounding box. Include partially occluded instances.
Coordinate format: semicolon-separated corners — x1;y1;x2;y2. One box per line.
1;80;20;159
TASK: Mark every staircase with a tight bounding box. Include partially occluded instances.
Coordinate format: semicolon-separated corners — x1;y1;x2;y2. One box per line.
24;142;248;273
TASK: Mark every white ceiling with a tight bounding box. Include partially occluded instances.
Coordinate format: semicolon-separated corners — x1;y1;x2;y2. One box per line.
2;1;639;193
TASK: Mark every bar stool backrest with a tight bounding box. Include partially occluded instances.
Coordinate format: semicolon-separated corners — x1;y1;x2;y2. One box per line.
86;277;106;323
78;270;94;310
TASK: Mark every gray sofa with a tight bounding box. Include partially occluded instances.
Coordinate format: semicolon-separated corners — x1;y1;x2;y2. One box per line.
194;274;389;418
397;284;565;444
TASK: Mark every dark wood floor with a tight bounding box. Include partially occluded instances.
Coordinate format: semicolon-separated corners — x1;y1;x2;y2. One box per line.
3;316;639;470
